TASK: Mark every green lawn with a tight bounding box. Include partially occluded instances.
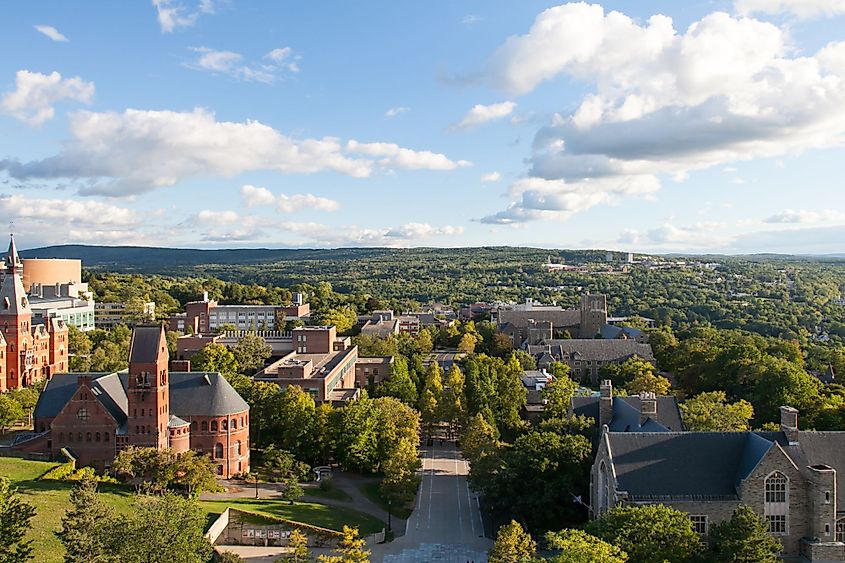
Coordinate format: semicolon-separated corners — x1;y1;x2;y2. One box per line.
360;481;414;519
1;457;385;563
302;483;353;502
199;498;385;535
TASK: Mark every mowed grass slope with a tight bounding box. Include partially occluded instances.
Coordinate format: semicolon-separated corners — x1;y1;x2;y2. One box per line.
2;457;385;563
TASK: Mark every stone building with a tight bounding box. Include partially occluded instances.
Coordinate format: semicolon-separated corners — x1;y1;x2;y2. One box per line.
528;339;655;383
19;325;250;478
570;380;683;433
590;406;845;561
0;236;69;391
497;293;609;346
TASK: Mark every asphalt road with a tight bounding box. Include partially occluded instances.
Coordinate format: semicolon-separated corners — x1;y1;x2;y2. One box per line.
372;444;491;563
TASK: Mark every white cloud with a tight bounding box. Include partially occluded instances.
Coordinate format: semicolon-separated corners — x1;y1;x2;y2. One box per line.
34;25;68;42
188;47;300;83
463;15;482;25
453;101;516;130
0;194;138;226
480;175;659;224
618;221;728;249
345;140;472;170
153;0;216;32
277;193;340;213
385;106;410;118
1;70;94;125
0;108;466;196
763;209;845;224
734;0;845;19
240;184;276;208
481;172;502;182
478;4;845;210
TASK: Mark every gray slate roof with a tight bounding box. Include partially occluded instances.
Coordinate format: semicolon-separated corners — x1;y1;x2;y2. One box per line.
600;325;643;340
128;326;164;363
528;339;655;362
571;395;683;432
35;370;248;425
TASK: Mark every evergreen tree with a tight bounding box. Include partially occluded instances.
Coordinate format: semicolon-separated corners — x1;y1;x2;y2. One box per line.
0;477;36;563
57;476;116;563
710;505;782;563
488;520;536;563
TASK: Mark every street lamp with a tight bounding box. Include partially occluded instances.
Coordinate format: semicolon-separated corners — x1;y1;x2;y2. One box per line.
255;474;259;499
387;498;392;533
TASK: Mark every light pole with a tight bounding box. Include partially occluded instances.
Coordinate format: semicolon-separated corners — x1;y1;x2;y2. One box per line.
387;498;392;533
255;474;259;499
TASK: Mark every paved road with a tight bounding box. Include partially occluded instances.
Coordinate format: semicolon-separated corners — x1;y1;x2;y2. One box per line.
372;444;491;563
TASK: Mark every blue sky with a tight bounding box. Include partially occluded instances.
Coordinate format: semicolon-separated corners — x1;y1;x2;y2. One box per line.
2;0;845;254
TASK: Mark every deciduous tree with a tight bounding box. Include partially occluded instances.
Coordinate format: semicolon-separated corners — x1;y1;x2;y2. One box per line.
680;391;754;431
488;520;536;563
544;528;627;563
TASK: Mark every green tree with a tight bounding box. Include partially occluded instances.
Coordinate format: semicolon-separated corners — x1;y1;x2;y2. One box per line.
495;354;528;432
317;525;370;563
441;365;467;435
457;333;478;354
232;333;273;375
0;394;25;433
541;375;578;420
287;528;310;562
544;528;628;563
419;362;444;430
268;385;317;460
172;450;218;496
680;391;754;431
710;505;782;563
601;357;658;389
68;325;92;372
625;371;672;396
314;305;358;334
191;343;239;375
587;504;703;563
488;520;536;563
57;476;115;563
379;356;418;407
0;477;36;563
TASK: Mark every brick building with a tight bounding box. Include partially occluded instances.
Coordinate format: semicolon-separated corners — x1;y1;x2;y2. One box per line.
0;236;69;392
21;325;250;478
590;406;845;561
182;292;309;334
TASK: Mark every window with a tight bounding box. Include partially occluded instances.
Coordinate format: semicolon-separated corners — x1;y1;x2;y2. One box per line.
825;491;831;504
86;432;92;442
95;432;101;442
217;465;223;476
215;443;224;458
764;471;789;535
211;421;218;432
105;432;110;442
231;419;237;429
690;515;708;535
222;419;228;431
77;408;89;421
236;440;242;455
836;518;845;542
201;421;208;431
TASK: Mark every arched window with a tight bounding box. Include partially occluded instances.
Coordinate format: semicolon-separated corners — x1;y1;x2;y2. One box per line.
215;443;224;458
236;440;242;455
191;421;197;432
764;471;789;535
201;421;208;431
211;421;218;432
597;462;610;515
95;432;101;442
222;419;228;431
231;419;237;430
105;432;110;442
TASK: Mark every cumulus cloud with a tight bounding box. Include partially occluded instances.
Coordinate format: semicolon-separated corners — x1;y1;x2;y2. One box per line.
618;221;727;249
763;209;845;224
385;106;410;118
480;175;659;224
34;25;68;42
0;193;138;226
453;101;516;130
0;108;467;196
345;140;472;170
481;172;502;182
477;4;845;223
153;0;216;32
734;0;845;19
240;185;277;208
187;47;300;83
1;70;94;125
241;185;339;212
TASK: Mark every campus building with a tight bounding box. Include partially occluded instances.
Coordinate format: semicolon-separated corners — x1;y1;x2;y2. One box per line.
497;293;609;345
0;236;69;392
183;292;310;334
95;301;156;330
590;406;845;561
18;325;250;478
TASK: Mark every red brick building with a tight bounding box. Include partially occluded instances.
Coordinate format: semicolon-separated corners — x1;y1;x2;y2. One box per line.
0;235;69;392
24;326;250;477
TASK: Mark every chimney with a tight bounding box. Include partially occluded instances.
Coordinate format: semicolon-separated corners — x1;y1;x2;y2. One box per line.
780;405;798;432
599;379;613;428
202;291;209;302
639;392;657;425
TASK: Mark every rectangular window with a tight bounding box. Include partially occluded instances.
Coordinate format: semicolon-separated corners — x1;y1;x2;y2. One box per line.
766;515;787;535
689;515;708;535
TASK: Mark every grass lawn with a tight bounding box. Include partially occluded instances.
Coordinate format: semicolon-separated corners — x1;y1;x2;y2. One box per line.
302;483;353;502
1;458;135;563
199;498;385;535
2;457;385;563
360;481;414;519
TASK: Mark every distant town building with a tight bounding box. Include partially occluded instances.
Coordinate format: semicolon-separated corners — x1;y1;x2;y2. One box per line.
591;406;845;560
28;282;96;332
183;292;309;334
15;325;250;478
359;310;399;338
498;293;609;345
354;356;394;389
0;236;69;391
95;301;156;330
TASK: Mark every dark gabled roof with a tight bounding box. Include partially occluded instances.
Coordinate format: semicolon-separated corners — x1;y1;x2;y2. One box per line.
35;372;128;426
570;395;683;432
168;372;249;417
529;339;655;362
128;326;164;363
607;432;763;499
785;432;845;512
600;325;643;340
